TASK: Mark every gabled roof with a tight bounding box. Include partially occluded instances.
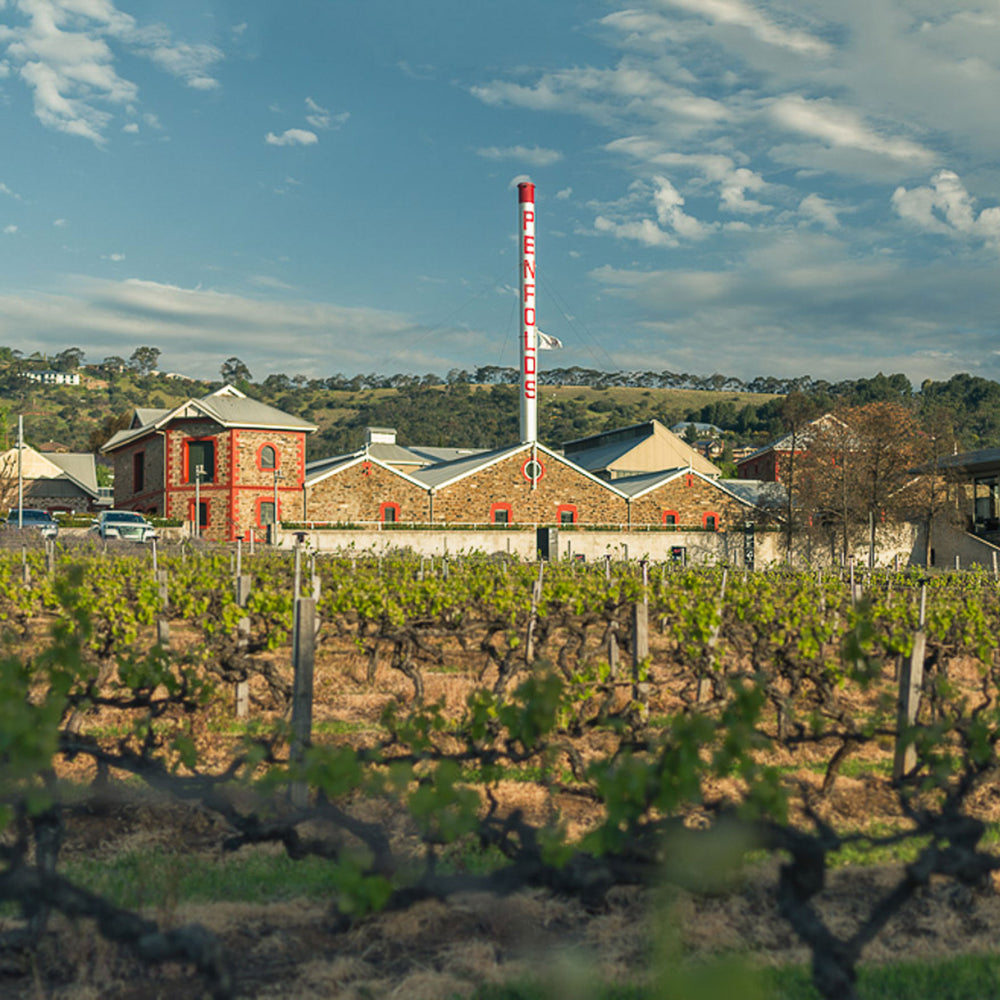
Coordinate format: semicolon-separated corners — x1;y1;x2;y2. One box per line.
304;451;428;490
407;441;629;497
0;446;99;498
102;385;317;453
611;466;757;508
563;419;721;478
737;413;847;466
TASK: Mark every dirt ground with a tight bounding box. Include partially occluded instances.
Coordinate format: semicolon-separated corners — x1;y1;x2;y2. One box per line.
4;636;1000;998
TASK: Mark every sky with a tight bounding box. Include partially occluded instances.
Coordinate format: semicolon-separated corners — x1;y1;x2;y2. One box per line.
2;1;1000;387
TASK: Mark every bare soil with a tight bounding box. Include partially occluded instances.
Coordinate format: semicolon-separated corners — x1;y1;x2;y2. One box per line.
4;638;1000;998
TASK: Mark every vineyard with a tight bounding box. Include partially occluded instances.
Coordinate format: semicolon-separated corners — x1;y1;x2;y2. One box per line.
3;539;1000;998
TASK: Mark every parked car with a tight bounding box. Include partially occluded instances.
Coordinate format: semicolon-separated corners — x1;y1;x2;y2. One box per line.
5;508;58;538
91;510;157;543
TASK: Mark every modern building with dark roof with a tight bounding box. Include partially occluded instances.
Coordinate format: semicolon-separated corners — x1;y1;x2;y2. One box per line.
562;419;721;480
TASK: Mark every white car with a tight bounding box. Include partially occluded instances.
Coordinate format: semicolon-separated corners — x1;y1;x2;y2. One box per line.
92;510;158;543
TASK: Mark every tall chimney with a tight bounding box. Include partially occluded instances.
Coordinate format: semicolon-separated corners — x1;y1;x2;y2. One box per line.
518;182;537;444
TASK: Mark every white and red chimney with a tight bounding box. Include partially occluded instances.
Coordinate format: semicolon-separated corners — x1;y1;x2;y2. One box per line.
518;181;537;444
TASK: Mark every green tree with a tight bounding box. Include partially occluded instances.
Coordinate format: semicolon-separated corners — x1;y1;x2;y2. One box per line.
128;346;161;375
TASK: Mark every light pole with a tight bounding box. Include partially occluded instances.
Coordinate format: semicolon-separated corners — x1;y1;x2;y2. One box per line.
194;463;205;538
272;468;285;543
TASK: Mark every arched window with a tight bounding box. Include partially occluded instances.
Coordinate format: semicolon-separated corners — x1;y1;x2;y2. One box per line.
380;502;400;523
259;444;277;470
703;511;720;532
662;509;679;526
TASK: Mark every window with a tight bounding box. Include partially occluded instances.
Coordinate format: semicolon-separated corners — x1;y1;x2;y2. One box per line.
662;510;679;526
258;501;276;526
133;451;144;492
186;439;215;483
703;512;719;531
380;502;400;523
490;503;512;525
259;444;277;470
188;499;209;528
521;457;545;482
557;504;577;525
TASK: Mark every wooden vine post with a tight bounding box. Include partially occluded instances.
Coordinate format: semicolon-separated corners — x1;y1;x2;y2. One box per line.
234;573;252;718
893;584;926;781
631;560;650;721
289;595;317;809
155;567;170;648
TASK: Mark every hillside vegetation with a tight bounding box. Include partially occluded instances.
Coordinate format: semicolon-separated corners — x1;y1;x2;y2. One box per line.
3;349;1000;463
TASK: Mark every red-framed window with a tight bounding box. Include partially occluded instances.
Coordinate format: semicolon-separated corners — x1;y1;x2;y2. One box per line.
662;509;679;526
188;498;210;528
490;502;512;525
380;501;400;523
257;499;277;527
556;503;577;525
183;437;215;483
258;443;278;471
133;451;144;492
702;511;720;531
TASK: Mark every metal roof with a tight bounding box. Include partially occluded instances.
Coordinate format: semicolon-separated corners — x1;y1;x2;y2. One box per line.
103;386;316;452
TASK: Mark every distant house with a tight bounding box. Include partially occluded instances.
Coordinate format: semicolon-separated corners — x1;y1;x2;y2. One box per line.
23;370;80;386
101;385;317;540
0;445;101;512
736;414;844;482
562;419;722;480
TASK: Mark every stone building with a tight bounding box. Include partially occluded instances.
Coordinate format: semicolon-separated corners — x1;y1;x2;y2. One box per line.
102;385;316;540
0;445;101;513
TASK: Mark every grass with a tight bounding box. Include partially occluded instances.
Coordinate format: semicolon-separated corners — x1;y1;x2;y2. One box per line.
64;846;354;910
464;952;1000;999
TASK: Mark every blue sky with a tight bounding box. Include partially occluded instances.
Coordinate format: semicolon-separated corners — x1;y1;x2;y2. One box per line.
2;1;1000;386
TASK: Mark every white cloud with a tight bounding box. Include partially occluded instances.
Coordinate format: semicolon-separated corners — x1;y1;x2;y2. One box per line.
3;225;17;234
652;175;712;237
0;0;221;142
0;276;459;377
555;187;573;200
53;218;67;227
767;95;934;165
304;96;330;129
0;181;20;200
102;252;125;261
476;145;563;167
594;214;677;247
892;170;1000;244
122;121;137;133
145;41;221;90
265;128;318;147
799;193;840;229
660;0;832;56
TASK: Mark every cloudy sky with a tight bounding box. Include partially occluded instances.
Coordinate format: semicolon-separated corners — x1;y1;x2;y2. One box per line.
2;0;1000;386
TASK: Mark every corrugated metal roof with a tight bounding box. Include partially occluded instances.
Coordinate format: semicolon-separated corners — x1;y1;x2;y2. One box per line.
408;444;527;489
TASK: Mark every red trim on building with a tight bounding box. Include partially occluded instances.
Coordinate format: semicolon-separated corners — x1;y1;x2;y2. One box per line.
490;502;512;524
521;456;545;482
702;511;720;531
662;509;679;526
256;442;279;471
379;501;400;523
556;503;577;524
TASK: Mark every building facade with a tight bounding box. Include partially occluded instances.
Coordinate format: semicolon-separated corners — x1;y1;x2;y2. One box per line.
102;386;316;540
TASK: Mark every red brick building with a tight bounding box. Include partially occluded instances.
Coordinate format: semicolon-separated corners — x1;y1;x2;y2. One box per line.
102;386;316;540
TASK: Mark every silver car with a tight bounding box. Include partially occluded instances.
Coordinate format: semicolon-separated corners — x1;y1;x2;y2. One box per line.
5;508;58;539
92;510;157;542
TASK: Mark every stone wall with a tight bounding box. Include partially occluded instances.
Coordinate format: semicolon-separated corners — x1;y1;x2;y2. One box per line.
628;474;752;530
305;460;430;524
431;450;626;525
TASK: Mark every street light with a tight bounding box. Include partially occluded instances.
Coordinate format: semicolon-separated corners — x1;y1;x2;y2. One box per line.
194;463;205;538
272;468;285;543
